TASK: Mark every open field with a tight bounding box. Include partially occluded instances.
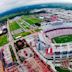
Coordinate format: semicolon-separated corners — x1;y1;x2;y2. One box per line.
17;15;42;30
35;28;42;32
0;35;8;46
21;15;42;25
13;32;31;39
15;32;31;37
9;21;20;31
52;34;72;43
17;19;30;30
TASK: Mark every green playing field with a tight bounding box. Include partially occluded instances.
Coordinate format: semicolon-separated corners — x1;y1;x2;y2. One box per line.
21;15;42;25
9;21;20;31
52;34;72;43
55;67;70;72
0;35;8;46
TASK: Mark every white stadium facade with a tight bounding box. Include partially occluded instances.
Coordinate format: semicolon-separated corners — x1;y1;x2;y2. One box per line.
31;21;72;70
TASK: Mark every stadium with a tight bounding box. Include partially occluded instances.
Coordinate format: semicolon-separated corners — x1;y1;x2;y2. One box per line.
30;22;72;70
1;0;72;72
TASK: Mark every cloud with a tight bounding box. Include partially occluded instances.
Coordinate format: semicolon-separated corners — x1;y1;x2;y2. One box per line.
0;0;72;13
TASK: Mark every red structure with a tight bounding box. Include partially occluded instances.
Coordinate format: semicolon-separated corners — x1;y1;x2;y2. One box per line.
45;48;53;55
51;15;58;21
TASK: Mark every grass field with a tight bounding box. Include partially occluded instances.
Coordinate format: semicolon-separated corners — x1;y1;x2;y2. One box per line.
35;28;42;32
55;67;70;72
21;15;42;25
52;34;72;43
0;35;8;46
9;21;20;31
13;32;31;39
18;20;30;29
17;15;42;30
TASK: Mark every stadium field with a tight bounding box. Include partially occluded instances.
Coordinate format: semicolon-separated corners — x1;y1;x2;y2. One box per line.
55;67;70;72
21;15;42;25
52;34;72;43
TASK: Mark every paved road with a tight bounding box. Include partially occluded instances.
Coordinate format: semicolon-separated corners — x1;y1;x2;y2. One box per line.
7;20;23;68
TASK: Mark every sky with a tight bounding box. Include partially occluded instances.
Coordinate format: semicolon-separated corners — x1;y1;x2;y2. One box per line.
0;0;72;13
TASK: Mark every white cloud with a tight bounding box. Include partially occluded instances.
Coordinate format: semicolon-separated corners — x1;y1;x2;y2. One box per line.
0;0;72;13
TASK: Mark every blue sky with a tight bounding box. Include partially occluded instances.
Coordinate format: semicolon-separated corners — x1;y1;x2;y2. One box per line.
0;0;72;13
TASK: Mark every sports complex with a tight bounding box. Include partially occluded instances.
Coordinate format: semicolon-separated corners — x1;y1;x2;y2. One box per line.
1;2;72;72
31;22;72;71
